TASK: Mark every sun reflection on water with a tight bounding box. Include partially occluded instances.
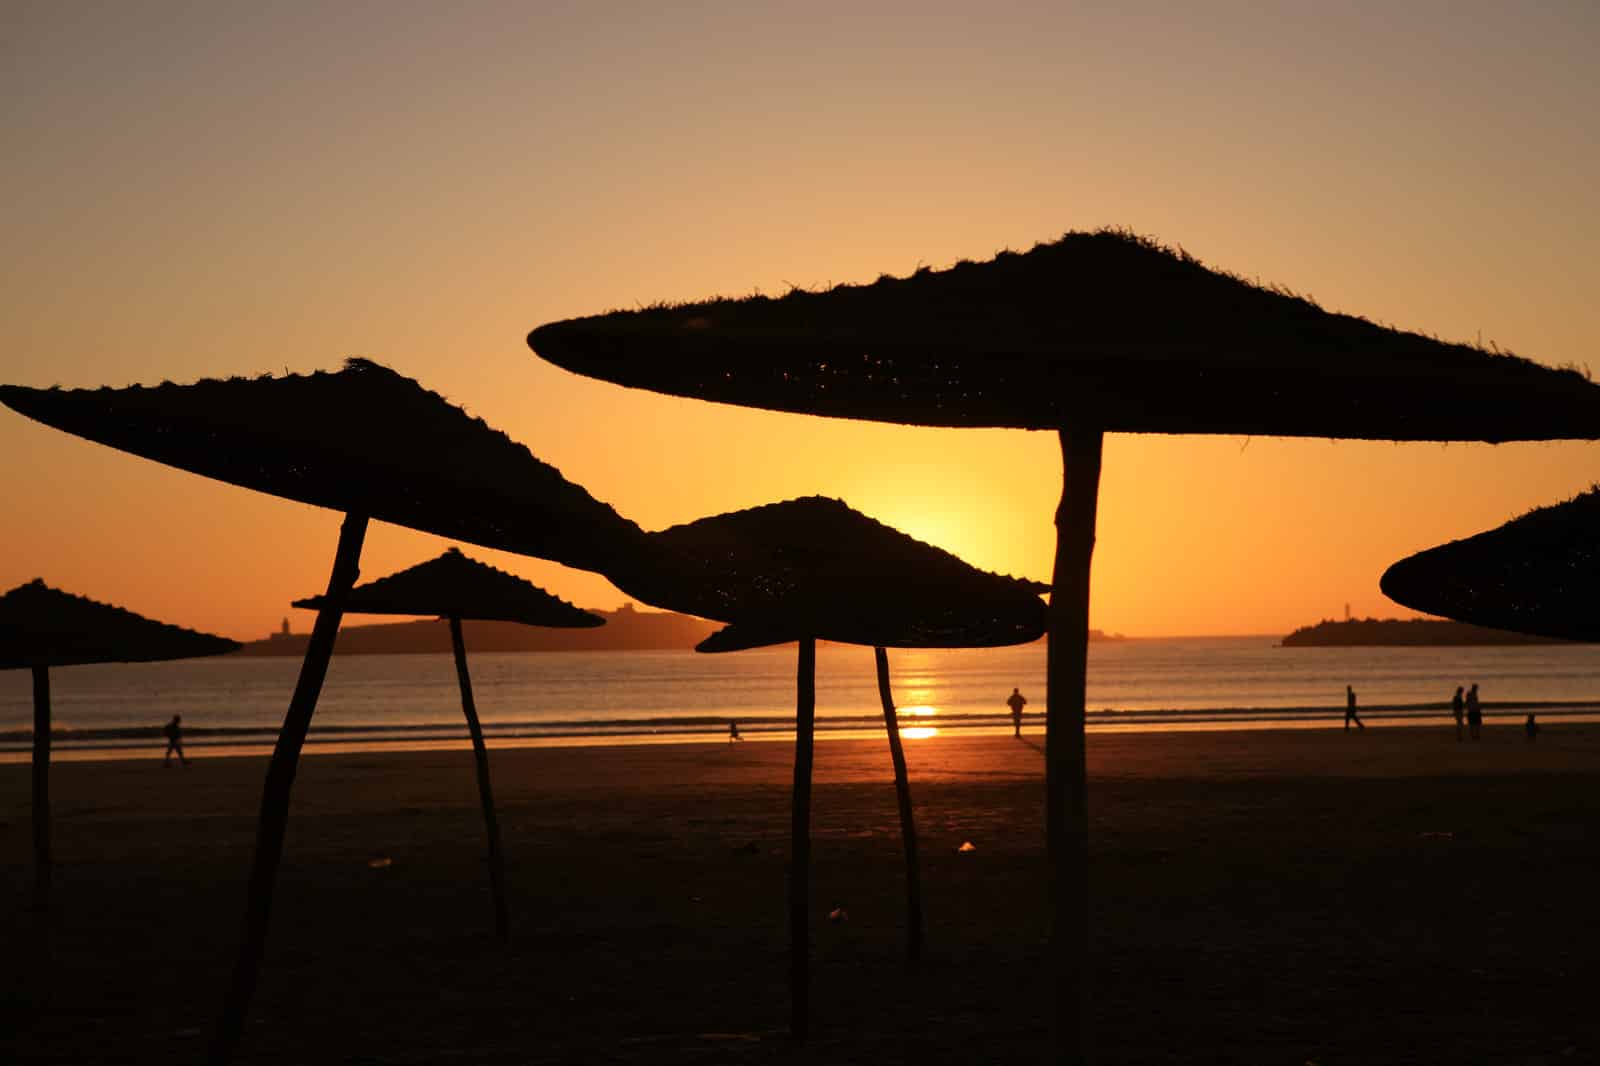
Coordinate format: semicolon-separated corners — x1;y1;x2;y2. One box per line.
898;704;939;739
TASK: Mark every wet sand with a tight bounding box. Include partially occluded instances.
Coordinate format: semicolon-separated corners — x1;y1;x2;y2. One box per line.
4;724;1597;1064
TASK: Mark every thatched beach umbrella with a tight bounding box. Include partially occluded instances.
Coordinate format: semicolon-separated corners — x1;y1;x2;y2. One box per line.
293;546;603;940
610;495;1046;1037
1;359;642;1064
696;622;1044;967
530;230;1600;1061
1;579;239;912
1381;487;1600;641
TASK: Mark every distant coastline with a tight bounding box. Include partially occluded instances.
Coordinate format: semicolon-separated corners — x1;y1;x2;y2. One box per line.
1281;617;1581;647
234;603;719;656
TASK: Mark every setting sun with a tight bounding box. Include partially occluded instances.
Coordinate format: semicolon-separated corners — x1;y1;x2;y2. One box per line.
897;703;939;739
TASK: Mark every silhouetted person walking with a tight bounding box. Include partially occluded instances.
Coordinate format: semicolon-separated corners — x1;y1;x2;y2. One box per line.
1524;713;1539;741
1466;683;1482;740
1007;687;1027;737
1452;686;1465;741
728;720;743;743
163;714;188;766
1344;685;1364;731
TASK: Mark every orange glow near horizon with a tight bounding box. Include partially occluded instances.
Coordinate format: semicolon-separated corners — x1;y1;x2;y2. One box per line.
898;705;938;739
3;5;1597;642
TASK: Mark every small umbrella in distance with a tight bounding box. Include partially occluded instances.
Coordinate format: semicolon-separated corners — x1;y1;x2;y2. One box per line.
2;359;642;1064
531;229;1600;1062
608;496;1046;1038
294;546;603;940
0;579;239;913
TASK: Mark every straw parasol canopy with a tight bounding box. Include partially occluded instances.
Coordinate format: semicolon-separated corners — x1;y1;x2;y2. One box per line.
617;495;1047;646
2;359;639;1065
0;358;643;575
694;625;793;652
2;579;239;912
530;229;1600;441
2;578;240;669
1380;487;1600;642
532;229;1600;1062
292;546;603;629
295;547;602;942
613;496;1045;1035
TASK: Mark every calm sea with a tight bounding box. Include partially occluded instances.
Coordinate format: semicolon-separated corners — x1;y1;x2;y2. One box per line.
5;637;1600;761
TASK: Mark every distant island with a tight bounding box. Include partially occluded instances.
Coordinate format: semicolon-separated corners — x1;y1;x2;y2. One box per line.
1281;617;1581;647
234;603;719;656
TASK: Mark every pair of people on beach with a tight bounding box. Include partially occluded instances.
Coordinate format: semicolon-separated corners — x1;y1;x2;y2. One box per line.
1450;684;1482;741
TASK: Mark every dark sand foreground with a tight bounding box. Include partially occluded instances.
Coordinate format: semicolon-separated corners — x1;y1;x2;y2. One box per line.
4;725;1598;1064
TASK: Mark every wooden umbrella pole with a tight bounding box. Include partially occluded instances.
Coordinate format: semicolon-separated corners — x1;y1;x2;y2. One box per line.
210;511;368;1066
790;636;817;1041
1048;426;1102;1066
31;665;51;914
450;615;510;942
874;645;923;963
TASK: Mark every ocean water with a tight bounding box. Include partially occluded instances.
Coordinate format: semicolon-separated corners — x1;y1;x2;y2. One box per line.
5;636;1600;760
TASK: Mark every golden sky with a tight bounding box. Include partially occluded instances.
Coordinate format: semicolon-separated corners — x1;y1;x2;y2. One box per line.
4;2;1597;641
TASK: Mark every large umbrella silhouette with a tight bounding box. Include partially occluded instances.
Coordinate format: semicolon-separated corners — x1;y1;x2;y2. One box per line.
1380;487;1600;641
530;229;1600;1062
1;359;642;1064
2;579;240;913
608;495;1046;1038
293;546;603;940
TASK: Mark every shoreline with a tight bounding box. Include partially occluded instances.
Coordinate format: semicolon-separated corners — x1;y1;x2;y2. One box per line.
6;699;1598;765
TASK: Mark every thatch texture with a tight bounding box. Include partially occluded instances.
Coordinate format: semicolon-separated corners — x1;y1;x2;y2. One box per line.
0;359;643;575
1;579;240;669
615;496;1047;648
1380;488;1600;641
530;229;1600;441
293;547;602;629
695;625;794;653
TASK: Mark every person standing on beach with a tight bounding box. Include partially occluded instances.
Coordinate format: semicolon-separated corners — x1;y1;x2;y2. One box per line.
1344;685;1364;732
1466;683;1482;740
163;714;188;766
728;720;743;743
1007;687;1027;737
1524;713;1539;741
1452;686;1465;741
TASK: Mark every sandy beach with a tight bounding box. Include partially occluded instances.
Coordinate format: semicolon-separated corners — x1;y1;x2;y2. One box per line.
4;724;1597;1064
